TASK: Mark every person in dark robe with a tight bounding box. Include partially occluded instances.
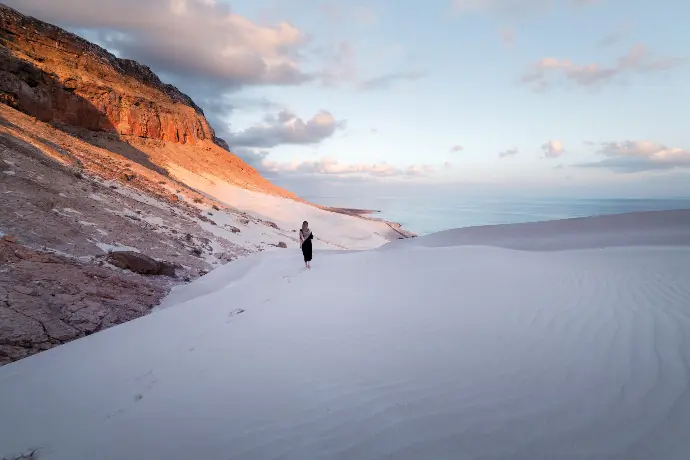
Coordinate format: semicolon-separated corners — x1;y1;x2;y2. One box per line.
299;220;313;269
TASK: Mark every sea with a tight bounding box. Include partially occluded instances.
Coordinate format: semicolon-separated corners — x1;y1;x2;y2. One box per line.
301;193;690;236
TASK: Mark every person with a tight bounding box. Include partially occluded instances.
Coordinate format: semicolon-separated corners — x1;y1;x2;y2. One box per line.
299;220;313;269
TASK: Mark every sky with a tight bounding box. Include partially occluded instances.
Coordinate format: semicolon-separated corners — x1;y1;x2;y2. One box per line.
6;0;690;197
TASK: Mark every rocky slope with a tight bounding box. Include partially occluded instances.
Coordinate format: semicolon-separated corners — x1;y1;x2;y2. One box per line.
0;237;169;365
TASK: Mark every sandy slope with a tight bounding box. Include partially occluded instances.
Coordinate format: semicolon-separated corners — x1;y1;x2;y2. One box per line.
168;165;401;250
1;210;689;460
389;208;690;251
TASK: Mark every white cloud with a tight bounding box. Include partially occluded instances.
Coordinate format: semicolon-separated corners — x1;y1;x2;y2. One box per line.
452;0;598;14
452;0;551;15
229;110;345;149
6;0;310;88
232;148;271;168
262;158;434;178
353;6;378;26
319;2;378;26
578;140;690;172
358;71;428;91
499;148;519;158
7;1;425;95
542;140;565;158
450;145;464;153
318;41;358;87
521;44;686;91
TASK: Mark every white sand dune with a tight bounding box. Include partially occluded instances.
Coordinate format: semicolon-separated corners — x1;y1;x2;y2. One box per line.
167;165;398;250
1;210;690;460
390;208;690;251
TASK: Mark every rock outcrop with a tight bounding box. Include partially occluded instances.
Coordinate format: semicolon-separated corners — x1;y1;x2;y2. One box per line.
107;251;176;277
0;239;169;365
0;4;222;147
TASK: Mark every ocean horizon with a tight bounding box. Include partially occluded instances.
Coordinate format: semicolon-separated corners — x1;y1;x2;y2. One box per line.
303;194;690;236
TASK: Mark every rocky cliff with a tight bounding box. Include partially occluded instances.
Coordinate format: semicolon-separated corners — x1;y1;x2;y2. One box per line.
0;3;218;146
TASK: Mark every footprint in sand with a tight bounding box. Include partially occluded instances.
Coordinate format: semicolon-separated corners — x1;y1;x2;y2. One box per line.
226;308;246;323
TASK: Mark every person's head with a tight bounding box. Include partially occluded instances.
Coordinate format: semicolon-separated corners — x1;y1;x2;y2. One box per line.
302;221;309;230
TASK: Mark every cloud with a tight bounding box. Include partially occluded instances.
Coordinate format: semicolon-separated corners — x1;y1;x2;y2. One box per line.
353;6;378;26
315;40;424;91
597;24;632;48
320;1;343;22
358;71;428;91
188;92;284;130
6;0;312;89
597;32;622;48
450;145;464;153
499;148;519;158
578;140;690;172
452;0;599;15
319;41;358;87
9;1;423;97
319;2;377;26
261;157;434;178
541;140;565;158
452;0;551;15
520;44;686;91
500;28;515;47
229;110;345;149
232;148;271;168
225;108;348;171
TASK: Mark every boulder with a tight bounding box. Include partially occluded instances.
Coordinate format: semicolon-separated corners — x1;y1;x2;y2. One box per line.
106;251;176;277
214;252;234;264
157;261;177;277
107;251;159;275
277;242;287;248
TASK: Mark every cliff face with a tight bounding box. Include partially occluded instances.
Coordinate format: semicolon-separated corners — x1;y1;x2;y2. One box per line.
0;4;219;146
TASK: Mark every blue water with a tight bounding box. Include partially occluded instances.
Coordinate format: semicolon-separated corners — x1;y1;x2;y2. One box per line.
303;194;690;236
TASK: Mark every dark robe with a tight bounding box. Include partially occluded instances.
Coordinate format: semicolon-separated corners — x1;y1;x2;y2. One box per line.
301;231;313;262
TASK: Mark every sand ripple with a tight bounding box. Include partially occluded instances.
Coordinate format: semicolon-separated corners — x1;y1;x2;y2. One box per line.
1;245;690;459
